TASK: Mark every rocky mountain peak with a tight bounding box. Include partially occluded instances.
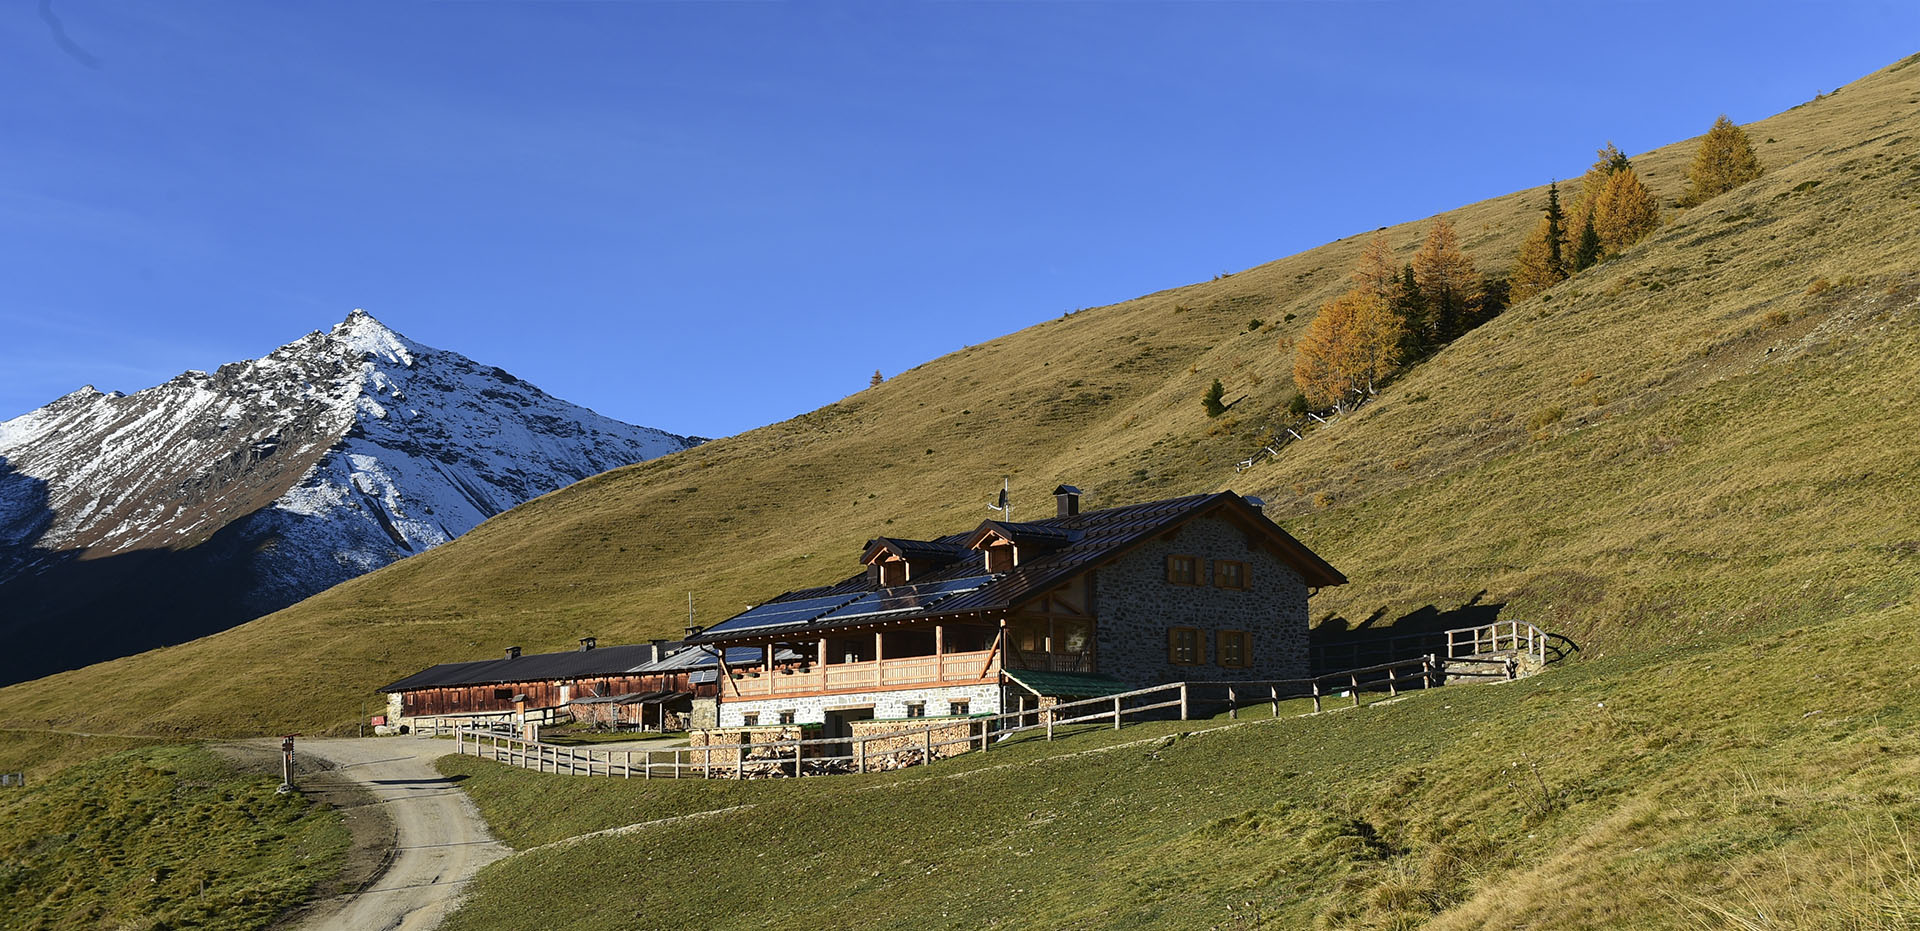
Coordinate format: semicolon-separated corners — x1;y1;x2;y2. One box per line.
0;311;700;685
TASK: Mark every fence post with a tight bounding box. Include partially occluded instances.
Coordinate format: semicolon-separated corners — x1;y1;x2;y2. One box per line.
923;726;933;763
1046;706;1055;741
1350;673;1361;707
1312;680;1322;713
703;743;712;780
856;735;866;774
1388;666;1398;697
455;728;462;755
1270;684;1279;717
1113;695;1123;730
1228;686;1237;719
1179;683;1190;721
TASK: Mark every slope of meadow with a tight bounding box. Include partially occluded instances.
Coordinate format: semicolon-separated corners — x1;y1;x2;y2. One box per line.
1;55;1915;745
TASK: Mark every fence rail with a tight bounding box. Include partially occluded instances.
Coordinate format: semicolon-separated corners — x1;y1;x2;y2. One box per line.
449;655;1452;781
1314;619;1549;671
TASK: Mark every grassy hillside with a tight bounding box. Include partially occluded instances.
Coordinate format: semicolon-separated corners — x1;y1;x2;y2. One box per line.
432;601;1919;930
3;55;1917;740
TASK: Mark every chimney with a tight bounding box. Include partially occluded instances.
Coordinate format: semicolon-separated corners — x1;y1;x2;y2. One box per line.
579;637;597;652
1053;485;1082;518
1243;496;1266;514
504;646;521;660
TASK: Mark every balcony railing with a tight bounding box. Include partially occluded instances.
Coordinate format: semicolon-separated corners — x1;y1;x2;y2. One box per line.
727;648;998;698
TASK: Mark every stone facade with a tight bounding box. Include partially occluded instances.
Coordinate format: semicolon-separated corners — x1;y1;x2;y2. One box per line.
1092;514;1311;687
716;681;1002;728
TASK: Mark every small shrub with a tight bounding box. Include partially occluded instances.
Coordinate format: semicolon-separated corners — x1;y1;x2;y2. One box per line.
1572;370;1597;387
1392;459;1411;471
1287;394;1310;416
1806;277;1832;295
1312;492;1333;509
1764;309;1791;327
1527;406;1567;432
1248;319;1264;332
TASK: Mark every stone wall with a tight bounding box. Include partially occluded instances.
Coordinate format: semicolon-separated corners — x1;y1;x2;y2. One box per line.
848;717;983;762
1092;514;1311;687
715;681;1002;728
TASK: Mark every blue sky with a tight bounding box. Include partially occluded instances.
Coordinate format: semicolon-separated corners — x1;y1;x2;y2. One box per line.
3;2;1915;438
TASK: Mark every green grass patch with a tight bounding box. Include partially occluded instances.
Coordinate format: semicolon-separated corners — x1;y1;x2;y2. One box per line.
0;744;349;931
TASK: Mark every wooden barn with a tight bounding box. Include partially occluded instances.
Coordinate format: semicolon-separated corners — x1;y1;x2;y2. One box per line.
378;638;714;731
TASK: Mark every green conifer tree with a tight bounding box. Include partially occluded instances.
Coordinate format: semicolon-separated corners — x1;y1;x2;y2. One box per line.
1202;378;1227;417
1545;181;1565;277
1573;216;1602;271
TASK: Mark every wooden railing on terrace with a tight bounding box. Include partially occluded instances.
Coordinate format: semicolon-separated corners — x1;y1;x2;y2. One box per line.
449;655;1454;781
727;647;998;698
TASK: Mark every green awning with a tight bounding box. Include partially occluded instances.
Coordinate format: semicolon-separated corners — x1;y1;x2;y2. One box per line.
1005;669;1133;699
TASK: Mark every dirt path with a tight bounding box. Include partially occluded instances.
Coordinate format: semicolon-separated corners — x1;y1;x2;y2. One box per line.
253;737;510;931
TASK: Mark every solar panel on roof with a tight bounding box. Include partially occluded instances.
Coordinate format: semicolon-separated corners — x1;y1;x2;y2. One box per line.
813;575;993;623
702;593;862;634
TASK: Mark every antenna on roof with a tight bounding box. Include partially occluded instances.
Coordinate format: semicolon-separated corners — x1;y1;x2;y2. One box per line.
686;591;698;635
987;476;1012;523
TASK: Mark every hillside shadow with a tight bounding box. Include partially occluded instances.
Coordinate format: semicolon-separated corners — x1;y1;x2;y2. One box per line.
1309;592;1509;673
0;506;295;688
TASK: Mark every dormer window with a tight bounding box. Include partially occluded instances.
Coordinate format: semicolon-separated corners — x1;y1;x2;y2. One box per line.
984;541;1015;573
878;557;909;587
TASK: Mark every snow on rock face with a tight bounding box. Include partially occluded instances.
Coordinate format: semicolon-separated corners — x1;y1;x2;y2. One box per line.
0;309;699;619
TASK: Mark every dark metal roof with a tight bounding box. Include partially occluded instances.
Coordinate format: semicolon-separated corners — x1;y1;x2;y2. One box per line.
685;491;1345;646
379;643;667;693
864;537;970;563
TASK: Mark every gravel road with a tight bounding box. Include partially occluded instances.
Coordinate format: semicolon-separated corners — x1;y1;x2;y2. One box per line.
284;737;509;931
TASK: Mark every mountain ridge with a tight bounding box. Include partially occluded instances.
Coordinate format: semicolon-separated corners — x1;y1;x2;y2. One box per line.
0;310;699;684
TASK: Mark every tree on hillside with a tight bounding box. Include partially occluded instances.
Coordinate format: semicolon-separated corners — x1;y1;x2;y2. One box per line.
1572;215;1603;271
1202;378;1227;417
869;370;884;389
1412;218;1479;343
1395;264;1425;355
1349;233;1401;304
1291;289;1405;411
1683;114;1764;204
1566;143;1630;244
1511;217;1564;302
1510;182;1569;302
1593;165;1660;253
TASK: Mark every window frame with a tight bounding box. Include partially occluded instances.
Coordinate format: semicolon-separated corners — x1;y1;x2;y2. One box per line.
948;700;971;717
905;702;926;718
1217;630;1253;669
1214;559;1250;591
741;712;760;727
1165;554;1199;586
777;710;796;726
1167;626;1203;665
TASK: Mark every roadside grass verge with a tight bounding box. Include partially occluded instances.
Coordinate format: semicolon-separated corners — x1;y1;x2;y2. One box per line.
437;599;1920;929
0;743;349;931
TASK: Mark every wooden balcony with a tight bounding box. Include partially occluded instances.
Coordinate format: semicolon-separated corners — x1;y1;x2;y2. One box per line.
726;648;999;699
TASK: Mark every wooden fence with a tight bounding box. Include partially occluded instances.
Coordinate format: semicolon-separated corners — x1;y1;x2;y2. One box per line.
1313;619;1549;672
449;655;1452;781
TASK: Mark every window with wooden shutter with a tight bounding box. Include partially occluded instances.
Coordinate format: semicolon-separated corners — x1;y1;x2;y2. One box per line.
1215;560;1249;590
1168;627;1202;665
1165;554;1198;585
1217;630;1252;668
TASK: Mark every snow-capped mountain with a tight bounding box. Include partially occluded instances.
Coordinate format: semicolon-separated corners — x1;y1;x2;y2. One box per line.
0;310;699;684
